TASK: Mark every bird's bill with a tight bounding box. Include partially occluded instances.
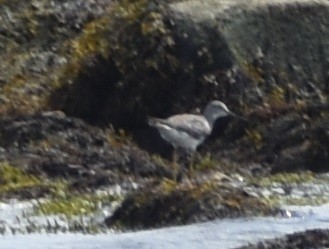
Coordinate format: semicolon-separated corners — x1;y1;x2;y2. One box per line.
229;111;248;121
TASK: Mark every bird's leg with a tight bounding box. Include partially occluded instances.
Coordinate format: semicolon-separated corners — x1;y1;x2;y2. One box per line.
188;150;196;172
172;147;179;180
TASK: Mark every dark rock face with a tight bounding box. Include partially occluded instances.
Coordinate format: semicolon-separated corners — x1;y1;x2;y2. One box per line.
47;0;329;173
1;0;329;170
0;112;172;190
263;106;329;172
50;0;243;129
170;0;329;89
165;0;329;161
165;0;329;173
106;182;276;229
0;0;113;114
238;229;329;249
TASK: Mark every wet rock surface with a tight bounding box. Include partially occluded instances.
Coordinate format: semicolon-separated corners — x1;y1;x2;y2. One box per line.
238;229;329;249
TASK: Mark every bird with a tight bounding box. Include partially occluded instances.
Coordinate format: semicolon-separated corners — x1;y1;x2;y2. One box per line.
148;100;244;175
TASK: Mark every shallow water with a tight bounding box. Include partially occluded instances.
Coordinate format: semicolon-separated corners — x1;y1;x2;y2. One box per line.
1;204;329;249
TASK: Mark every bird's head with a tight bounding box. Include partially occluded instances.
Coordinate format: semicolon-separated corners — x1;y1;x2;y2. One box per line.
204;100;233;119
203;100;246;123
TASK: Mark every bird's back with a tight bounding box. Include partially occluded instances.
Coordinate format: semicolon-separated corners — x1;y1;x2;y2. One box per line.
148;114;211;150
167;114;212;139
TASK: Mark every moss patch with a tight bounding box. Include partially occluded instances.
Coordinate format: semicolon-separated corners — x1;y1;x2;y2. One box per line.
0;162;42;193
245;129;264;149
266;195;329;206
194;153;219;171
267;85;286;106
37;192;121;217
248;171;315;187
0;162;69;200
247;171;329;206
242;63;264;84
55;14;112;88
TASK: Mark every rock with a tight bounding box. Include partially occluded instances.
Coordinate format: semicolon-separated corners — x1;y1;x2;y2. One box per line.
105;180;277;229
48;0;329;173
0;0;329;230
0;112;172;191
0;0;113;114
238;229;329;249
163;0;329;172
264;107;329;172
1;0;329;173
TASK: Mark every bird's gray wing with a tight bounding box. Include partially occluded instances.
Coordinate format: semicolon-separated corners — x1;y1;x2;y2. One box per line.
165;114;211;139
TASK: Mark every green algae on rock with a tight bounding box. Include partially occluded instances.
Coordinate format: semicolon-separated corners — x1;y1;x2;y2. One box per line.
0;162;42;195
248;171;315;187
246;172;329;206
37;192;121;217
0;162;71;200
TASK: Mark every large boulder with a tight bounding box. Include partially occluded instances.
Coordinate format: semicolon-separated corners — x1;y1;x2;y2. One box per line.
105;179;276;229
0;0;113;114
1;0;327;172
98;0;329;172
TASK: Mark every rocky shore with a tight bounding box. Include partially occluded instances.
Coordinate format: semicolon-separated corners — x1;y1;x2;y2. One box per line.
1;0;329;246
239;229;329;249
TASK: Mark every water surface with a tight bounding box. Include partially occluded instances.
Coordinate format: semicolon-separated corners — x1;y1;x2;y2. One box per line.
1;204;329;249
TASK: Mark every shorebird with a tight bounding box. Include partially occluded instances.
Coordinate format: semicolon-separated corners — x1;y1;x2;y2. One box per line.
148;100;243;173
